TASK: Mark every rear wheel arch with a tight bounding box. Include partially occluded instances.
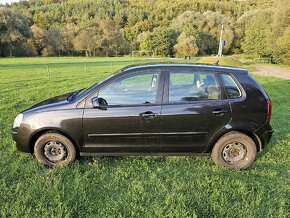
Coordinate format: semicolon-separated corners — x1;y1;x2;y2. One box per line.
207;128;262;153
29;128;80;156
230;129;262;152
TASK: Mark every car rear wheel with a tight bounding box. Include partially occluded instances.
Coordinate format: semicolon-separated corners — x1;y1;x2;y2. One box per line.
211;131;257;169
34;133;76;167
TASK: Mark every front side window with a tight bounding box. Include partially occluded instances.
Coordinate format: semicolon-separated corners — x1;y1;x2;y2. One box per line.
220;74;242;99
169;71;221;103
98;71;160;105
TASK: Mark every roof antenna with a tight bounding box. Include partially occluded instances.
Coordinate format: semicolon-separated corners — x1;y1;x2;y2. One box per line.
214;60;219;66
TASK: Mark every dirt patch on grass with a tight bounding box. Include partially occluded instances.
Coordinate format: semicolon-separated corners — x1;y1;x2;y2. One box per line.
250;65;290;80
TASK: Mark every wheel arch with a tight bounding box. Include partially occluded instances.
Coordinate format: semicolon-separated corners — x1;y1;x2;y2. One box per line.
206;128;262;153
29;128;80;155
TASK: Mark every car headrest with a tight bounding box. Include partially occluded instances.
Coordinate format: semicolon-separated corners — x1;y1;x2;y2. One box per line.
204;76;216;86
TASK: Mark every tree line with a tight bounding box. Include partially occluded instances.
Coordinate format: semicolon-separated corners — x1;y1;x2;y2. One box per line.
0;0;289;64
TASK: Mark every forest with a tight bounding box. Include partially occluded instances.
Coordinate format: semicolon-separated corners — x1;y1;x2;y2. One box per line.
0;0;289;64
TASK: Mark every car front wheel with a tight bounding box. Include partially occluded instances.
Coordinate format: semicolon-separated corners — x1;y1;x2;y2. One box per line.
211;131;257;169
34;133;76;167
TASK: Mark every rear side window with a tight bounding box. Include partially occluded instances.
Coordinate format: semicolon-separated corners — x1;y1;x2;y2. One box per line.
221;74;242;99
169;71;221;103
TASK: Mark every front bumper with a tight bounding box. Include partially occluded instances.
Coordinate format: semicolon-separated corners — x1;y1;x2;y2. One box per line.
12;127;32;153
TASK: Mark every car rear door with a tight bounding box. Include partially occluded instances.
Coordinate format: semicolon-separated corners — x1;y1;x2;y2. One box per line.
160;68;231;153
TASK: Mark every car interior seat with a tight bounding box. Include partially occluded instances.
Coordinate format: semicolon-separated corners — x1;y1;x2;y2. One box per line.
203;76;220;100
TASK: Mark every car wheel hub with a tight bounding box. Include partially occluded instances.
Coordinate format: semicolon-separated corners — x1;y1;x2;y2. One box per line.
43;141;67;162
222;142;247;164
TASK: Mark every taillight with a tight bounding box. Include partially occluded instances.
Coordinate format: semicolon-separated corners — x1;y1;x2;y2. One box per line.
266;100;272;123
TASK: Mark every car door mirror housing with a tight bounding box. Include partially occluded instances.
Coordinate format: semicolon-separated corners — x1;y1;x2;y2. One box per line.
91;97;107;109
92;97;100;108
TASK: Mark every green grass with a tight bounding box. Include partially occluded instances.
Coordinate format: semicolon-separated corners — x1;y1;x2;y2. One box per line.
0;57;289;217
0;56;136;65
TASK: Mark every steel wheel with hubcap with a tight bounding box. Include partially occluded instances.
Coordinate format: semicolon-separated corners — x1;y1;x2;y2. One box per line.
222;142;247;164
34;133;76;167
211;131;257;169
43;141;68;162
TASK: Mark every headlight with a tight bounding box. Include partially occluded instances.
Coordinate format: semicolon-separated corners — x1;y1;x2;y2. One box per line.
13;113;23;128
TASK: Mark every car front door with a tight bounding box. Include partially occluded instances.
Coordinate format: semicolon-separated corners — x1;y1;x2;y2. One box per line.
82;70;164;153
160;69;231;153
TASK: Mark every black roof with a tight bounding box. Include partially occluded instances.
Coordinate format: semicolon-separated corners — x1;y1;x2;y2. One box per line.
123;64;248;74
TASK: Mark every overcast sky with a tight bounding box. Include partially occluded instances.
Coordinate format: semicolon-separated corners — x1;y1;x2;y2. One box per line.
0;0;19;4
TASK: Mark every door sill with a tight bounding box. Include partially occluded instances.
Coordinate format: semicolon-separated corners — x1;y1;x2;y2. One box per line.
80;152;210;156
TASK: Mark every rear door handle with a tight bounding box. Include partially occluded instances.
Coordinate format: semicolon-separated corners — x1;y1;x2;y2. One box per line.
212;109;228;116
139;111;158;119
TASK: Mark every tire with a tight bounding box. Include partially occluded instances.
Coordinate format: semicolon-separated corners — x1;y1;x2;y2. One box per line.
34;133;76;167
211;131;257;169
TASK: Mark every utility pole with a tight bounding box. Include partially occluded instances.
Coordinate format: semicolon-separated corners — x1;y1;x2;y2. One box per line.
218;22;224;57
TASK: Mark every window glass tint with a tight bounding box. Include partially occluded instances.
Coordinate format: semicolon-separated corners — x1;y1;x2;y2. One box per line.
98;72;160;105
169;71;221;102
170;73;195;86
221;74;242;99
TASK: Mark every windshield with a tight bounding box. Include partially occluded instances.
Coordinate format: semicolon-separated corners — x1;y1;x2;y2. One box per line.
70;73;117;101
69;84;96;101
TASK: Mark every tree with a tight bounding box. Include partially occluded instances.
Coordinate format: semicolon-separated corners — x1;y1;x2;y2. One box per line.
241;10;273;58
140;27;178;56
237;0;290;63
268;0;290;63
30;25;45;55
174;32;199;57
61;24;77;56
276;27;290;64
43;27;62;56
73;30;98;57
0;8;30;57
171;10;234;55
1;0;287;59
33;12;47;29
99;18;129;56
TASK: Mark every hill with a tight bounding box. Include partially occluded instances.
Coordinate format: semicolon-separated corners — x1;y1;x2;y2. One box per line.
0;0;289;64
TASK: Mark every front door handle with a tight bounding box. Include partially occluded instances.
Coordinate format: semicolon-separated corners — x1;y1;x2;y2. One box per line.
212;109;228;116
139;111;158;119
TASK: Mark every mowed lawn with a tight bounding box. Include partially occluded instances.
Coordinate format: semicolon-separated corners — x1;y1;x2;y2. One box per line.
0;57;289;217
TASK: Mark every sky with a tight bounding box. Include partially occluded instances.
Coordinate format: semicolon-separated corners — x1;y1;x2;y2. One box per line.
0;0;19;4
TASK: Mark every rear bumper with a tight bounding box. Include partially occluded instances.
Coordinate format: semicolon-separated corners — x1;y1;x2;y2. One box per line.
254;123;273;149
264;129;274;144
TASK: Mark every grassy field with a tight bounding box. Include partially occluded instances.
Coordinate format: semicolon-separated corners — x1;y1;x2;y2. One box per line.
0;57;289;217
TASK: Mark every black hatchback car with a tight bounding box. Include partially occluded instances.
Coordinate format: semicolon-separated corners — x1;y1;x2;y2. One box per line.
12;64;273;169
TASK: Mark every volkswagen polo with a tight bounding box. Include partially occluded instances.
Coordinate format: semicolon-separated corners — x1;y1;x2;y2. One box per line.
12;64;273;169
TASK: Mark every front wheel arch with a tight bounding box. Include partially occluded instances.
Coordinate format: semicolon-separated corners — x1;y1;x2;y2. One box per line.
29;129;80;156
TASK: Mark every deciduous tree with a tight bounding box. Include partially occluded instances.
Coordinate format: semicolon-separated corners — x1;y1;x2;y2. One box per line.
174;32;199;57
43;27;62;56
73;30;98;57
0;8;30;57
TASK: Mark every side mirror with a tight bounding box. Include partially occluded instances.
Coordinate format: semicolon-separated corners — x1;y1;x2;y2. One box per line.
91;97;108;109
92;97;100;108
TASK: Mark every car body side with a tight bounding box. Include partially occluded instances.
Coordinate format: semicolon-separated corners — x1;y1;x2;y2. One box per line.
12;65;273;155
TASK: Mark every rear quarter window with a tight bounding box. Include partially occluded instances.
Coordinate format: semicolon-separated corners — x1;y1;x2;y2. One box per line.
221;74;242;99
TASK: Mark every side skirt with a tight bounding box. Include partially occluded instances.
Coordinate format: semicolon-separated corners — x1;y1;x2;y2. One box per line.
80;152;210;156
